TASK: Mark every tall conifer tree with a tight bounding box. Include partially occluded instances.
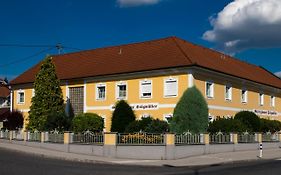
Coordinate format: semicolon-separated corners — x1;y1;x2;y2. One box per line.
27;56;65;131
170;86;209;133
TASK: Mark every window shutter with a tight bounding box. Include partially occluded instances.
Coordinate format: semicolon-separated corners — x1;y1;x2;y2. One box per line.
164;79;177;97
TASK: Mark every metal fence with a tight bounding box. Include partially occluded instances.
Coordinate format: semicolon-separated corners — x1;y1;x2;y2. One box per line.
117;133;164;145
210;132;232;144
238;132;257;143
72;131;103;145
262;132;279;142
28;131;41;142
13;131;24;141
48;132;64;143
175;132;202;145
0;130;9;139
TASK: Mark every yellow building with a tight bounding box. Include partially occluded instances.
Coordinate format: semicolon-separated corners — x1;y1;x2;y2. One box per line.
10;37;281;131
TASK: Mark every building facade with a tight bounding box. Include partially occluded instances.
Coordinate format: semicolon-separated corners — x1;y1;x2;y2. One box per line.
10;37;281;131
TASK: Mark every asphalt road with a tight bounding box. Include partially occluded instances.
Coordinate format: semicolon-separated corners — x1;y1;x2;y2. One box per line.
0;147;281;175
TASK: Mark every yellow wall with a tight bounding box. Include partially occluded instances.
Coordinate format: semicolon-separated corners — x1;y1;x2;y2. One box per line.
12;70;281;131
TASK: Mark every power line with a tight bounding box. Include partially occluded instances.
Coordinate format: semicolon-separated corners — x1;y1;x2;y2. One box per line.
0;47;55;68
0;44;57;48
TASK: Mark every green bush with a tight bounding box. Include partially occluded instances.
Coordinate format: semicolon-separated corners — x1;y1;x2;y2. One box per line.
208;117;247;133
111;100;136;132
235;111;260;132
72;113;104;133
125;117;169;133
260;118;281;132
45;111;71;132
170;86;209;133
144;119;169;133
125;117;153;133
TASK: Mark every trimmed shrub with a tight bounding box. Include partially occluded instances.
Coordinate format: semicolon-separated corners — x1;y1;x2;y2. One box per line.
111;100;136;132
208;117;247;133
235;111;260;132
170;86;209;133
72;113;104;133
3;111;24;130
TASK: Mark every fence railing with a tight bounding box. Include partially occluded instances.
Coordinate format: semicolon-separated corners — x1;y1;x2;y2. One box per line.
0;130;9;139
72;131;103;145
175;133;203;145
238;133;257;143
117;133;164;145
13;131;24;141
210;133;232;144
48;133;64;143
262;132;279;142
28;132;41;142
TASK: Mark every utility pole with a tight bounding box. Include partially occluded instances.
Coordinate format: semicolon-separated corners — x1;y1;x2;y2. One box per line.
56;43;63;54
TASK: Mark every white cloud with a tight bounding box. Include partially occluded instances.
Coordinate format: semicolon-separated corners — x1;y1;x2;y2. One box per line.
275;71;281;78
203;0;281;54
117;0;161;7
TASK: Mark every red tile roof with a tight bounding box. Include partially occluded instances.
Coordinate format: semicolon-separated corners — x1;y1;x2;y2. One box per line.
10;37;281;89
0;86;9;97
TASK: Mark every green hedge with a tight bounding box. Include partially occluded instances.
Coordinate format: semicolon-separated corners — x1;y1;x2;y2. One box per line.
72;113;104;133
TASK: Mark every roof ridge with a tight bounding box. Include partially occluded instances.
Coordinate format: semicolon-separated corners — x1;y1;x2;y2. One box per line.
171;37;194;64
52;36;176;58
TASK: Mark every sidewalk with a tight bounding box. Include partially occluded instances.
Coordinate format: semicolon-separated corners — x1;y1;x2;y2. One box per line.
0;140;281;167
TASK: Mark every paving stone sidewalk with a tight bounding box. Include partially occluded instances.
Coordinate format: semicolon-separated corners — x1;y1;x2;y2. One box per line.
0;140;281;167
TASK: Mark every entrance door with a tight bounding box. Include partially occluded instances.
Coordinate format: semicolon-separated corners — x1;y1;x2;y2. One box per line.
69;87;84;115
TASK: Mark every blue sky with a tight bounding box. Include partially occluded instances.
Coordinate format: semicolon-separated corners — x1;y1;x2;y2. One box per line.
1;0;281;80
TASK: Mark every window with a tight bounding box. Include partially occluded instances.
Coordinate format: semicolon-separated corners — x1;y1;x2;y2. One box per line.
241;89;247;103
206;81;214;98
164;78;178;97
17;90;25;104
271;96;275;107
225;85;232;101
96;84;106;100
140;80;152;98
32;89;35;97
259;93;264;106
141;114;150;119
116;82;127;99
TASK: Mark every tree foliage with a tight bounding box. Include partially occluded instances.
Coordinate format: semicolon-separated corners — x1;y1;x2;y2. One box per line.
27;56;65;131
260;118;281;133
111;100;135;132
72;113;104;133
45;111;71;132
170;86;209;133
3;111;24;130
208;117;247;133
125;117;169;133
234;111;260;132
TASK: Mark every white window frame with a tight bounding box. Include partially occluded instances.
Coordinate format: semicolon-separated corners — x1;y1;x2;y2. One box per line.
32;89;35;97
241;89;248;103
225;85;232;101
163;77;178;98
17;90;25;104
96;83;106;100
270;95;275;107
259;93;264;106
139;79;152;99
205;81;214;98
116;81;127;100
